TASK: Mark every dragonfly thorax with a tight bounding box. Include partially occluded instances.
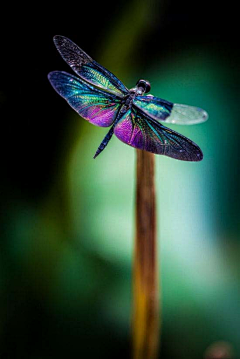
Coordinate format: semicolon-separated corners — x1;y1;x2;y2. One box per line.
123;79;151;112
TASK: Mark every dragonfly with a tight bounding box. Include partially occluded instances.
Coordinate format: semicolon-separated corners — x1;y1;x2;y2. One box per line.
48;35;208;161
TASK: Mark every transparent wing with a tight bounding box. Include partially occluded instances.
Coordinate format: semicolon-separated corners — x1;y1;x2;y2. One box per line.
114;108;203;161
165;103;208;124
48;71;122;127
133;95;208;124
53;35;129;97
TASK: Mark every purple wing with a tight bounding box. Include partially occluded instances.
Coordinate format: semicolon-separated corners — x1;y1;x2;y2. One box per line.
114;108;203;161
48;71;122;127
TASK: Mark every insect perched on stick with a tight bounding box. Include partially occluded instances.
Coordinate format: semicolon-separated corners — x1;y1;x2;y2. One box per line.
48;35;208;161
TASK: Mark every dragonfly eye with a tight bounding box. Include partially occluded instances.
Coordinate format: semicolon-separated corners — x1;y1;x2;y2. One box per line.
136;79;151;94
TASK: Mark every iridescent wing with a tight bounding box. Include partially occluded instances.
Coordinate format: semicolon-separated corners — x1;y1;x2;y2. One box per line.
53;35;129;97
48;71;122;127
133;95;208;124
114;107;203;161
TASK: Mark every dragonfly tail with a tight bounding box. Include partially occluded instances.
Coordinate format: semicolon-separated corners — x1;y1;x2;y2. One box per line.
93;126;115;159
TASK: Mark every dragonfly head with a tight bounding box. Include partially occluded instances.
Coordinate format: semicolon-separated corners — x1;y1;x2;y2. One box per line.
136;79;151;95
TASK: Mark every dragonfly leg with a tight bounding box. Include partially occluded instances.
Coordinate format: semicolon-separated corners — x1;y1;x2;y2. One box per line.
93;126;115;159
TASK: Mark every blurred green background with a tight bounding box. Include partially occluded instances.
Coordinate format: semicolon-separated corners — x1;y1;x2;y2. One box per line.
1;1;239;358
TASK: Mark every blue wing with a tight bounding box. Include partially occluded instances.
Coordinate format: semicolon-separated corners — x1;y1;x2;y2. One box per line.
48;71;122;127
133;95;208;124
53;35;129;97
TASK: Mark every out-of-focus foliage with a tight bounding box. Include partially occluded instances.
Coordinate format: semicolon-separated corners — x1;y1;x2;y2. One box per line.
0;0;239;358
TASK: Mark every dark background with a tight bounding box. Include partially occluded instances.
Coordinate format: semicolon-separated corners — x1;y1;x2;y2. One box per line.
1;1;239;358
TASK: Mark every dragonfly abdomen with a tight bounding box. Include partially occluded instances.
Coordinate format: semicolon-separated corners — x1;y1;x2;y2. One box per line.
93;126;115;159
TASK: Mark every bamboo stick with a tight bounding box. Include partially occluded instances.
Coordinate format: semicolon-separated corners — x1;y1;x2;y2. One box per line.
132;149;159;359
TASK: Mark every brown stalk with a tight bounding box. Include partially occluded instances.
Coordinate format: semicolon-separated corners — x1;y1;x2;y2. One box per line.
132;149;160;359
